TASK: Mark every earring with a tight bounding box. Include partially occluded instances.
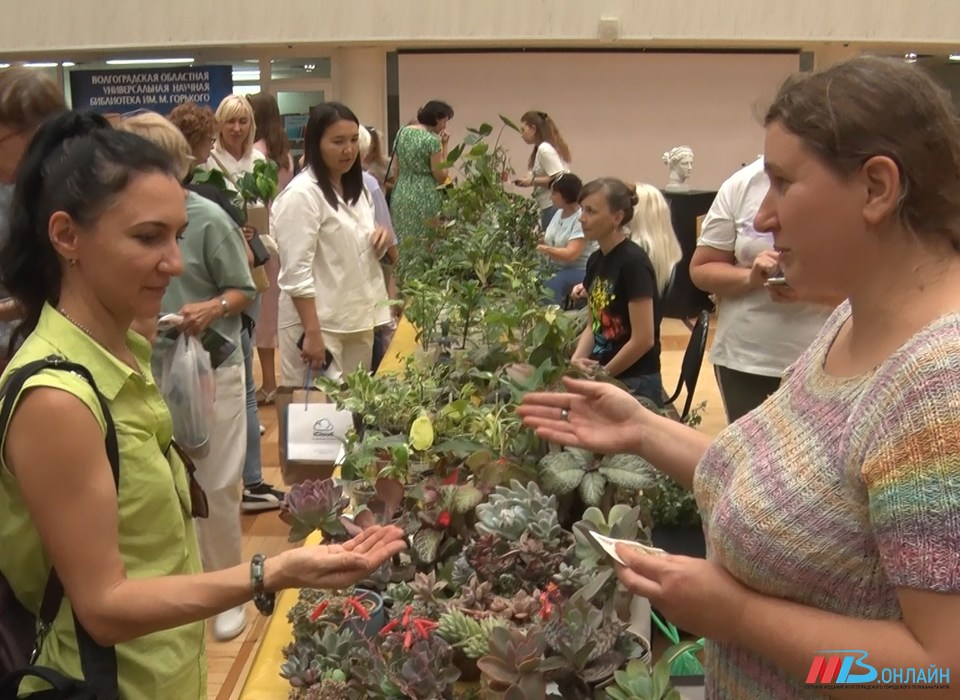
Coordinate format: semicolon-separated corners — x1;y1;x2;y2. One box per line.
67;258;77;268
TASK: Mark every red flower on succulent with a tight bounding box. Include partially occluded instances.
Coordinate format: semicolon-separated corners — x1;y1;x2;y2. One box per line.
309;600;329;621
436;510;452;528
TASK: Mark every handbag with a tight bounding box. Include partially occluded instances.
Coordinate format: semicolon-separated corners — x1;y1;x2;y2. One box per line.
0;358;121;699
384;126;405;206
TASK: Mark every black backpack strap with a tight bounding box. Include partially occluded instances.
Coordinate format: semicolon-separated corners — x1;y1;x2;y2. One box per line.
0;666;97;698
0;356;120;700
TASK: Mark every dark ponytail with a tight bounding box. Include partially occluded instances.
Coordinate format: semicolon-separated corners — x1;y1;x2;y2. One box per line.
578;178;639;227
0;110;178;348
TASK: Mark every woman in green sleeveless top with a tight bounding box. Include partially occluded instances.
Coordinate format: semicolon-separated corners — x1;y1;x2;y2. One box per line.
0;112;406;699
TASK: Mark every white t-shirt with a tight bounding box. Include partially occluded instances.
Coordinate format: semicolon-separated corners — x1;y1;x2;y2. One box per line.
272;170;391;334
544;208;595;270
532;142;566;210
697;157;832;377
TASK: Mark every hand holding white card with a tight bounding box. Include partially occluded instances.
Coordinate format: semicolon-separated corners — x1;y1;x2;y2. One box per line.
590;531;667;565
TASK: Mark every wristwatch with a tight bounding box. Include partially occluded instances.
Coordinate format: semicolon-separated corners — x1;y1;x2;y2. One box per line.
219;296;230;317
250;554;275;616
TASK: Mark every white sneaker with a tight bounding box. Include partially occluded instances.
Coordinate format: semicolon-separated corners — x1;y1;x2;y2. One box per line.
212;605;247;641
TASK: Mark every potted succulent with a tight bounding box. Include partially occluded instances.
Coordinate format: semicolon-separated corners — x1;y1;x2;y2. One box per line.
280;478;351;543
288;586;386;640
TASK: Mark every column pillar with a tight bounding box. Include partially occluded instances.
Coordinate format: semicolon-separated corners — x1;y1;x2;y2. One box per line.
335;47;388;133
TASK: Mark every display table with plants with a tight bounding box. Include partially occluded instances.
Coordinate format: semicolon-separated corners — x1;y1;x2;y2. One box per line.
239;119;706;700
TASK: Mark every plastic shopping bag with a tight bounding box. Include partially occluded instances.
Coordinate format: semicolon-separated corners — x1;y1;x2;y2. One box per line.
160;333;216;457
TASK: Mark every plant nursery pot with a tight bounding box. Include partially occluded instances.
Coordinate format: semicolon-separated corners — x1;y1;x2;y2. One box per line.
348;479;377;509
341;588;385;640
651;523;706;559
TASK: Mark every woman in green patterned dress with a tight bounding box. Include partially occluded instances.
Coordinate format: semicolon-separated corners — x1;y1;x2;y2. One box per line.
389;100;454;246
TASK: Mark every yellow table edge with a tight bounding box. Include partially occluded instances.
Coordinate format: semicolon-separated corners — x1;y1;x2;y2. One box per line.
239;316;417;699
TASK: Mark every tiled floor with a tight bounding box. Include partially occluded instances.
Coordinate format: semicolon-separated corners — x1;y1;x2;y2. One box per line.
209;316;725;699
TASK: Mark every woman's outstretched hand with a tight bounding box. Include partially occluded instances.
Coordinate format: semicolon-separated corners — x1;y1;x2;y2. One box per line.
278;525;408;590
518;376;649;455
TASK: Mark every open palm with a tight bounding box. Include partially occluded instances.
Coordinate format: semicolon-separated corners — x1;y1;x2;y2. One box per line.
287;525;407;590
518;377;648;455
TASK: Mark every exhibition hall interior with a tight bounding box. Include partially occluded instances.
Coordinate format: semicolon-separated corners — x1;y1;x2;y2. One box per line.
0;1;958;699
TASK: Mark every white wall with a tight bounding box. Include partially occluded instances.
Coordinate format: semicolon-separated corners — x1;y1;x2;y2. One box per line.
1;0;958;55
399;52;798;191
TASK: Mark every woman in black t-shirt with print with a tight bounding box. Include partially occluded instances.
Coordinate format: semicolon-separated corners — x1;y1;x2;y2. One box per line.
570;178;664;407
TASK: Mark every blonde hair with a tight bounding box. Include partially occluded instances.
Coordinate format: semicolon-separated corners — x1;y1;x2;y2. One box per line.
629;183;682;294
357;124;371;156
118;112;193;181
214;94;256;157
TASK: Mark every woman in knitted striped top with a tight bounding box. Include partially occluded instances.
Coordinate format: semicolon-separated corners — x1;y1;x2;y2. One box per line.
520;56;960;699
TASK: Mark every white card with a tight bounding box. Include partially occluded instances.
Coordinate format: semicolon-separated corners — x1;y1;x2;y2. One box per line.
590;531;667;565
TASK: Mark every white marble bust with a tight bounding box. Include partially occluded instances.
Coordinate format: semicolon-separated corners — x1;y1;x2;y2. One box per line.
663;146;694;191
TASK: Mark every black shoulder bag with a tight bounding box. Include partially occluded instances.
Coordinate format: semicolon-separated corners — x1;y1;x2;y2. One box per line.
0;357;120;700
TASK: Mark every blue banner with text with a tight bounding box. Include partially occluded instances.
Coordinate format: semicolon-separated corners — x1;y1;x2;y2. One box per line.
69;65;233;115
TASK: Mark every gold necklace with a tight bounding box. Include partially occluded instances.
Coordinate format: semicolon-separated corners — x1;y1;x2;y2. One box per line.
58;308;144;379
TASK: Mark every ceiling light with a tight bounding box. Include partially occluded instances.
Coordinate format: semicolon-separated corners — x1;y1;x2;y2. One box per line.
232;69;260;82
904;52;918;63
106;57;194;66
24;62;58;68
0;64;9;69
950;53;960;62
61;61;76;67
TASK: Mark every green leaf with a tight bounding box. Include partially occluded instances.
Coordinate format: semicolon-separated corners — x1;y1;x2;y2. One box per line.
499;114;520;132
566;447;595;466
599;465;658;491
477;122;493;136
575;567;613;601
579;471;606;506
469;143;489;157
603;453;658;477
453;484;484;513
608;505;641;540
538;451;584;494
581;506;606;528
412;528;443;564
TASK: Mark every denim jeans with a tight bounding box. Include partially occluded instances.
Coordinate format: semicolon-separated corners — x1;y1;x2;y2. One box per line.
544;267;586;306
240;327;264;488
620;373;665;409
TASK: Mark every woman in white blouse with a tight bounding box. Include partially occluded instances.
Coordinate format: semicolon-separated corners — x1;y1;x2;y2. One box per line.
515;110;571;231
271;102;392;385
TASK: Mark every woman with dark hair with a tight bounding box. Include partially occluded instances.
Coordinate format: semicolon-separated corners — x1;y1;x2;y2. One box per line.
0;111;405;697
520;57;960;699
389;99;454;244
516;110;571;231
570;177;663;406
537;172;596;305
272;102;393;385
